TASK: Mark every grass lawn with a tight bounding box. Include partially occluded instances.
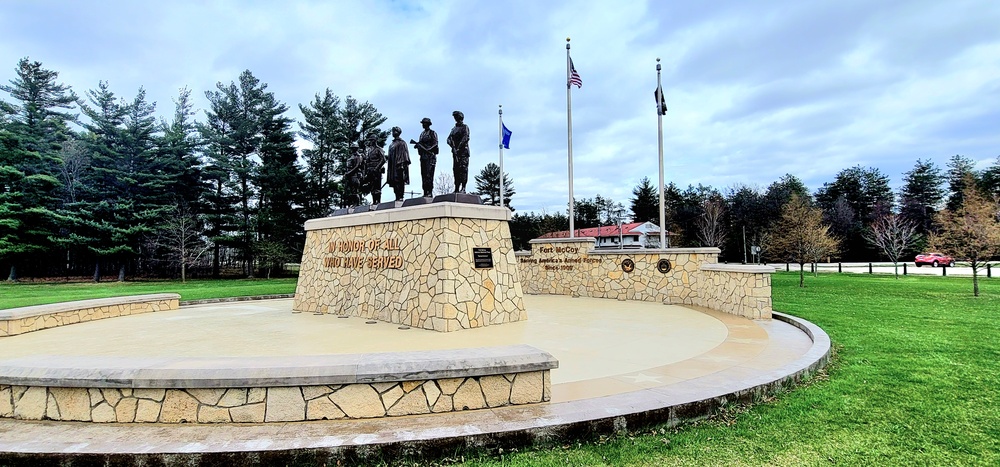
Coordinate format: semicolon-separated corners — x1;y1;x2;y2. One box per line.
1;273;996;465
450;272;999;466
0;278;298;309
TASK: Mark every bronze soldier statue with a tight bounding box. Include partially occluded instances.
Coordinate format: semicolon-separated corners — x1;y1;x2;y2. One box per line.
447;110;470;193
363;132;386;204
386;126;411;202
343;144;364;206
409;117;438;197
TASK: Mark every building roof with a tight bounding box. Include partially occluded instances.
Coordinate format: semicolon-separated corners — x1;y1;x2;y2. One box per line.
536;222;661;239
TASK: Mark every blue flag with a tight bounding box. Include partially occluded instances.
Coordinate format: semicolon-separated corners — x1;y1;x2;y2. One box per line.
501;123;512;149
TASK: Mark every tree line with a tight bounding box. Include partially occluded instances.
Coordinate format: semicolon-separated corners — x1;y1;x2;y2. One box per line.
2;57;997;288
0;58;410;281
508;157;1000;292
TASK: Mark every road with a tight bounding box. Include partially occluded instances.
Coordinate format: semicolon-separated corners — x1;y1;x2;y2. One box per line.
760;262;999;278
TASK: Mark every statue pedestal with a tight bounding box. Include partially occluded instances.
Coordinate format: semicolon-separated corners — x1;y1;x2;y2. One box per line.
293;203;526;332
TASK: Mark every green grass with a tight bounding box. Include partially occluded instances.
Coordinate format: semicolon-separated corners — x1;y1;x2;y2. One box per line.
2;273;997;465
0;278;298;309
447;272;999;466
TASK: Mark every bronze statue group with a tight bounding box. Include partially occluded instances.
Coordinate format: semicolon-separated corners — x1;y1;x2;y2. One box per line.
343;110;471;208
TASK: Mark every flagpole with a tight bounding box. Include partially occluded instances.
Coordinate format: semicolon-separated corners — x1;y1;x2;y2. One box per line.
567;38;575;238
498;105;505;208
657;58;666;249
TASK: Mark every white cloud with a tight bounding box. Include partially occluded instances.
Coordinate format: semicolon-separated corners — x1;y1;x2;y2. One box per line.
2;0;998;213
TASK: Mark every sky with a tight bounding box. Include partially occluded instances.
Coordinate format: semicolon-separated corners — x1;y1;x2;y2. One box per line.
2;0;999;215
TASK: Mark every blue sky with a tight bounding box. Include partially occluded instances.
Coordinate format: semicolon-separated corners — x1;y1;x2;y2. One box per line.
2;0;998;214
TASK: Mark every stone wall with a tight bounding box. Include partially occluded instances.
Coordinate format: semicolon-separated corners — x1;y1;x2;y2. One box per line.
0;371;550;423
517;238;772;319
0;294;180;337
294;203;526;332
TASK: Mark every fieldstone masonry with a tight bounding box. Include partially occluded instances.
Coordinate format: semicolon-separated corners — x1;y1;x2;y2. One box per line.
0;294;180;336
293;203;526;331
0;371;551;423
517;238;772;319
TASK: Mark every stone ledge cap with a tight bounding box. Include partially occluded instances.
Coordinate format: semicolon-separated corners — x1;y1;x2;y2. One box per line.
699;263;776;273
528;237;597;244
0;345;558;388
590;247;721;255
0;293;181;320
304;202;511;231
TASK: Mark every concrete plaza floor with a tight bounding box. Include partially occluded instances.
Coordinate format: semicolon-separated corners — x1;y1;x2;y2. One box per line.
0;296;828;459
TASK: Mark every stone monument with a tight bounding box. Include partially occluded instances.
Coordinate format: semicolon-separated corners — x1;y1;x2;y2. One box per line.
294;202;526;332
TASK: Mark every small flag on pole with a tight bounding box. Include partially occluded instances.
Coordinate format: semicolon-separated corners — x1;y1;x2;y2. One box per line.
568;57;583;88
501;123;512;149
655;83;668;115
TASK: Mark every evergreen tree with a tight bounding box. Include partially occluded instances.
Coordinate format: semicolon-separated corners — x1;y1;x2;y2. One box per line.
76;83;161;281
667;184;721;247
0;58;77;279
629;177;658;223
724;184;766;262
202;70;297;277
899;159;945;237
158;87;204;211
946;154;977;211
763;174;811;224
202;70;284;277
509;212;541;250
980;155;1000;200
814;166;893;260
0;57;78;159
0;125;63;280
474;162;515;209
573;197;602;229
256;111;306;273
299;89;344;217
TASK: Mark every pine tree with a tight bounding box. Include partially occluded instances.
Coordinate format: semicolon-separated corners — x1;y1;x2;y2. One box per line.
202;70;296;277
256;112;306;272
158;87;204;211
299;89;344;217
980;155;1000;200
629;177;658;223
76;83;161;281
474;162;515;209
814;166;893;260
0;57;78;159
899;159;944;237
946;154;977;211
0;58;77;280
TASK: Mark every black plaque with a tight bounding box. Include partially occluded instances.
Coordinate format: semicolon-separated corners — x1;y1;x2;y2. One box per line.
621;258;635;273
657;259;672;274
473;247;494;269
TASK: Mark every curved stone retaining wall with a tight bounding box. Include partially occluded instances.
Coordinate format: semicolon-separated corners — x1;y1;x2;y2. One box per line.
517;238;772;319
0;345;556;424
0;294;180;337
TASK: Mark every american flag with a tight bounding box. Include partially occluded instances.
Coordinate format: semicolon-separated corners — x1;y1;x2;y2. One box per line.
568;57;582;88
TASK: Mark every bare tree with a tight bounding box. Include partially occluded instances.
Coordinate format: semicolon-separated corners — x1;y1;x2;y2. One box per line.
697;198;727;247
770;194;839;287
149;205;210;282
434;172;454;196
864;213;920;279
58;138;89;204
751;231;771;264
929;178;1000;296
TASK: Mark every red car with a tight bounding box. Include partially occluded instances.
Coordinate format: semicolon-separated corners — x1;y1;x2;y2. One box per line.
915;252;955;267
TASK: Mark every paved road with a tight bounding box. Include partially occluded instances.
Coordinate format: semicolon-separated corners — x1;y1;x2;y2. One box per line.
765;262;999;278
